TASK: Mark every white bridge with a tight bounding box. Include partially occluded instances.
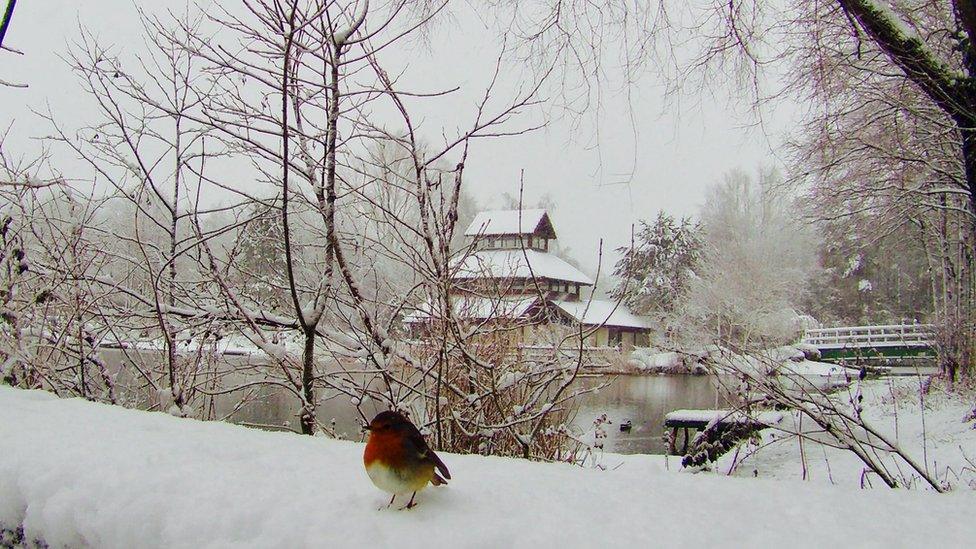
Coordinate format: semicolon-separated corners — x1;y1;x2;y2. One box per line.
802;323;935;352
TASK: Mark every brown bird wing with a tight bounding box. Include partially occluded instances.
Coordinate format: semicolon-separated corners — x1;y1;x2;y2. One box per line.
429;449;451;481
405;423;451;481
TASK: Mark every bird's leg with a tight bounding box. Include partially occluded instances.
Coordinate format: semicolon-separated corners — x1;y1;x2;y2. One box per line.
400;491;417;510
387;494;396;508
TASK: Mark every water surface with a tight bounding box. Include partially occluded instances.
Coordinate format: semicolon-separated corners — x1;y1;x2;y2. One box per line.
571;375;727;454
101;348;727;454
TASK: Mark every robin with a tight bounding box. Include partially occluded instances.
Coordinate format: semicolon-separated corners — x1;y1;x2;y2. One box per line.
363;411;451;509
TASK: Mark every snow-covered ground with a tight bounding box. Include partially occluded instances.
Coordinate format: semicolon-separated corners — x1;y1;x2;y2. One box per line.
715;377;976;490
3;386;976;548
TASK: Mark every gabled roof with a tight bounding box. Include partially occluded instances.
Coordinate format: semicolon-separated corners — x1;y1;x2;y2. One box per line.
452;249;593;285
405;296;541;323
464;209;556;238
550;299;653;329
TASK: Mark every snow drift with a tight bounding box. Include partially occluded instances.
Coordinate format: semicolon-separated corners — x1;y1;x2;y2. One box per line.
2;387;974;548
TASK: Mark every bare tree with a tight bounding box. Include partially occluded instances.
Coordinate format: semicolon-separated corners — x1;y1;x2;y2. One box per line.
129;0;571;447
676;168;819;348
592;1;976;379
0;0;25;88
0;138;120;402
776;2;976;378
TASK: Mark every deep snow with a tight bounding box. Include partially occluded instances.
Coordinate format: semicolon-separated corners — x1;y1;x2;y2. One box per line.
716;377;976;490
2;386;975;548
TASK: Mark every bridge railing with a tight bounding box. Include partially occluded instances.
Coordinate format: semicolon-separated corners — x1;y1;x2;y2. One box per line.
802;324;936;350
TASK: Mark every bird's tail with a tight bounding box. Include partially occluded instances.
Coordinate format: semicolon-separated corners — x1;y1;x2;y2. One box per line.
431;472;448;486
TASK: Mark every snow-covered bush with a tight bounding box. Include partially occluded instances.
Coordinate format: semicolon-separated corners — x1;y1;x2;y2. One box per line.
403;323;598;462
0;185;120;404
704;347;949;491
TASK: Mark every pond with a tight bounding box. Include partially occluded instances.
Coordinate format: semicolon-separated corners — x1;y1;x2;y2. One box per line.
100;348;729;455
245;374;727;455
571;375;729;454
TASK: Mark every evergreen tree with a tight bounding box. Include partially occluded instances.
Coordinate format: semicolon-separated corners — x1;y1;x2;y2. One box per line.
611;212;703;315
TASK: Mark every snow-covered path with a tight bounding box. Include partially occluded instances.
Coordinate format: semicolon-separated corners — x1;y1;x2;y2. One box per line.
2;387;973;548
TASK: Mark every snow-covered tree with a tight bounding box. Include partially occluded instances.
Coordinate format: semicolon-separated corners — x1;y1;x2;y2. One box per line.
779;2;976;378
638;0;976;377
610;212;702;315
680;168;820;347
803;216;933;325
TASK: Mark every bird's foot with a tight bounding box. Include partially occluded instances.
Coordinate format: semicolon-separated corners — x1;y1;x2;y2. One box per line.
398;492;418;510
377;494;396;511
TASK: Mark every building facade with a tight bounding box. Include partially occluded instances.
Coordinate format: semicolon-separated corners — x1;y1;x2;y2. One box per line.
407;209;651;349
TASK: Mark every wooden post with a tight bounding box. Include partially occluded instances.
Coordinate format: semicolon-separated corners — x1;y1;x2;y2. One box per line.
668;427;678;455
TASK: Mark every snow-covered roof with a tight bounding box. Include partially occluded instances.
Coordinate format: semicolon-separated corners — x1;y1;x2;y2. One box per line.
452;249;593;285
464;209;556;238
405;296;541;323
550;299;652;329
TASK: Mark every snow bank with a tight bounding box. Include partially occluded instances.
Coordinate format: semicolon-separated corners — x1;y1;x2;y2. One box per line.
781;359;846;378
630;348;680;369
629;348;704;374
716;378;976;491
2;387;975;548
708;349;848;391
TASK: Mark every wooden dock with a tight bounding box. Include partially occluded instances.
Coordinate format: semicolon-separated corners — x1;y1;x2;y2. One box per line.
664;409;784;457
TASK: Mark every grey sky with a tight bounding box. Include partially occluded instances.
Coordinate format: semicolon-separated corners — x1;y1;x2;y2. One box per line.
0;1;797;273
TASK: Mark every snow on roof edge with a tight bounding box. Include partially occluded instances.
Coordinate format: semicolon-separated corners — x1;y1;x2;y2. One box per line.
452;249;594;285
551;299;652;330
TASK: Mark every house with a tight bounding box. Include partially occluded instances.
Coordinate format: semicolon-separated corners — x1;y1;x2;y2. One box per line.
406;209;652;349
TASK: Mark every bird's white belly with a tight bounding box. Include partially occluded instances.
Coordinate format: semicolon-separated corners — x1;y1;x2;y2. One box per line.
366;463;428;495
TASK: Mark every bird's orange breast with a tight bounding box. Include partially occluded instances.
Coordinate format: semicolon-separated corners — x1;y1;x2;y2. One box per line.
364;430;407;468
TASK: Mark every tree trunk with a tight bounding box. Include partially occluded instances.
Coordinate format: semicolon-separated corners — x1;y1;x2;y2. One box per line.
959;123;976;237
300;331;316;435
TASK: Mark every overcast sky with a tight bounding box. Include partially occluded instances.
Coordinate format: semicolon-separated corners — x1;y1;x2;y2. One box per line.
0;1;798;273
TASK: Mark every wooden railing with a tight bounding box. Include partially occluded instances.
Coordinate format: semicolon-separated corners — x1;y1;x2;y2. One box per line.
802;324;935;350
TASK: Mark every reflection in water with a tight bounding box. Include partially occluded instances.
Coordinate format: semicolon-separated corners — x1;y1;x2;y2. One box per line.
572;375;728;454
101;348;728;455
224;376;725;454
